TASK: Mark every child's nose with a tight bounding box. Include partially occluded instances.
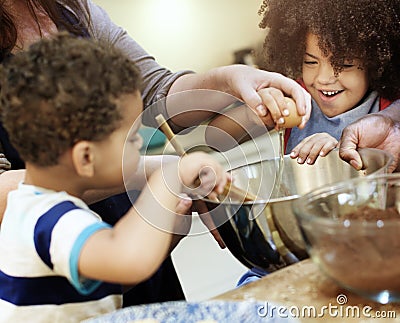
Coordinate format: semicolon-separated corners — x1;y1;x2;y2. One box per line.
316;63;336;84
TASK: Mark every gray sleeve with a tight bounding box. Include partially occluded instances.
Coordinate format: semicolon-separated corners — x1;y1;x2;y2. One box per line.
79;0;194;127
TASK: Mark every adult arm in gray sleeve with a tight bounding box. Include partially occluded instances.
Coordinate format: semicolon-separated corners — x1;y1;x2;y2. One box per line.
76;1;311;131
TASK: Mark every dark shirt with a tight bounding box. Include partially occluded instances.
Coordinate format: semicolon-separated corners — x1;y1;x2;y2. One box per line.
0;124;24;169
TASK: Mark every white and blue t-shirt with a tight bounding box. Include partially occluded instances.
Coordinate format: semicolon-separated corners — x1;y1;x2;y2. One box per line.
0;183;122;322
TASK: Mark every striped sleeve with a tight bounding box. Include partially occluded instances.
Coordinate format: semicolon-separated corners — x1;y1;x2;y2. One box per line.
33;201;111;295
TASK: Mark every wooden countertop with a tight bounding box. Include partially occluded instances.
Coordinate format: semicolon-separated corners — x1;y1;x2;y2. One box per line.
214;259;400;322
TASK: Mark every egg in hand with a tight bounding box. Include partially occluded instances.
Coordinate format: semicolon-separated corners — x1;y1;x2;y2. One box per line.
281;97;302;128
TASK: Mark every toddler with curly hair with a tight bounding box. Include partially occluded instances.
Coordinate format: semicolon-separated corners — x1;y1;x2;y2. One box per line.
0;33;229;321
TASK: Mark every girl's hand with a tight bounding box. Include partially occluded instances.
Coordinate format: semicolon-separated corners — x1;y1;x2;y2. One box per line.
0;154;11;175
290;133;338;165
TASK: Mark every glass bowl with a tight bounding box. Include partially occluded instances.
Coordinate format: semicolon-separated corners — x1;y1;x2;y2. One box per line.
293;173;400;304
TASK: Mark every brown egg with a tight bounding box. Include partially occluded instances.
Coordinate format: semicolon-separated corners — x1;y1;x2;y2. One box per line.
282;97;302;128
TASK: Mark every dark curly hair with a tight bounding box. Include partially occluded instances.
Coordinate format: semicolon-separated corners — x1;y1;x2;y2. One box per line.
258;0;400;100
0;33;141;166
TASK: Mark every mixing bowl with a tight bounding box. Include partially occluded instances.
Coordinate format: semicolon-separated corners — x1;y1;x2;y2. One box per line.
202;148;392;272
293;173;400;304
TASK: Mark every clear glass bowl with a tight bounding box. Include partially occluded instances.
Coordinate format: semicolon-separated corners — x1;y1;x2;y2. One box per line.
293;173;400;304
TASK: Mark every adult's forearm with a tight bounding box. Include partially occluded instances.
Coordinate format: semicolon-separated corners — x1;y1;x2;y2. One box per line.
166;69;237;129
166;65;311;131
168;67;228;94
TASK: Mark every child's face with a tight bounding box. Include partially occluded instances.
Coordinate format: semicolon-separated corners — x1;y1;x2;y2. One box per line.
302;33;369;117
93;91;143;188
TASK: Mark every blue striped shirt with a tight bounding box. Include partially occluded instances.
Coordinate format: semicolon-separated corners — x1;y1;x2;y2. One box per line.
0;183;122;322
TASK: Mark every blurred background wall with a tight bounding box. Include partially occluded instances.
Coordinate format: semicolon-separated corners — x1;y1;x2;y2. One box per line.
93;0;265;72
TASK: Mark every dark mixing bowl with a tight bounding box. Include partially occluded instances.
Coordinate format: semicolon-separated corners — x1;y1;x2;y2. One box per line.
202;148;392;272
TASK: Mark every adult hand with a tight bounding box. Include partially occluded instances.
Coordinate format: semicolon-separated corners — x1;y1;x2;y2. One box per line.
168;65;311;130
339;114;400;172
220;65;312;128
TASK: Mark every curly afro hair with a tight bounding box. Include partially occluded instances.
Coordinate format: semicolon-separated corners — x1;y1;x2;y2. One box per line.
0;33;141;166
258;0;400;100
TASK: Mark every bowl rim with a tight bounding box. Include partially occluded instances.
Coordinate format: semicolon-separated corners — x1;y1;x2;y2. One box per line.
293;172;400;227
202;147;393;206
201;194;300;205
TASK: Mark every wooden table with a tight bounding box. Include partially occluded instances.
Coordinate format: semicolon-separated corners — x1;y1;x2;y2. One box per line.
214;259;400;322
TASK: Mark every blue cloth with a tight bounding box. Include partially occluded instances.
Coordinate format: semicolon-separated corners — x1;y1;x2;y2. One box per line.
237;267;269;287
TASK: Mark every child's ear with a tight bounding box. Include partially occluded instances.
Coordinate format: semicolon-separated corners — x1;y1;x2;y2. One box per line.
71;141;95;177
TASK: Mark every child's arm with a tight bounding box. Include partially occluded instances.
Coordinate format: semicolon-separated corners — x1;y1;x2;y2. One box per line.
82;154;179;204
77;152;228;284
289;133;338;165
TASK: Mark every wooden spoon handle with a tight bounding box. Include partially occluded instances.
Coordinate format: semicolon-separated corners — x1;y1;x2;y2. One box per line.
155;114;256;202
155;114;186;156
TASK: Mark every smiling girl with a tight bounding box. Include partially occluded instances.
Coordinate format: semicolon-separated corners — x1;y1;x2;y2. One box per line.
225;0;400;287
257;0;400;164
